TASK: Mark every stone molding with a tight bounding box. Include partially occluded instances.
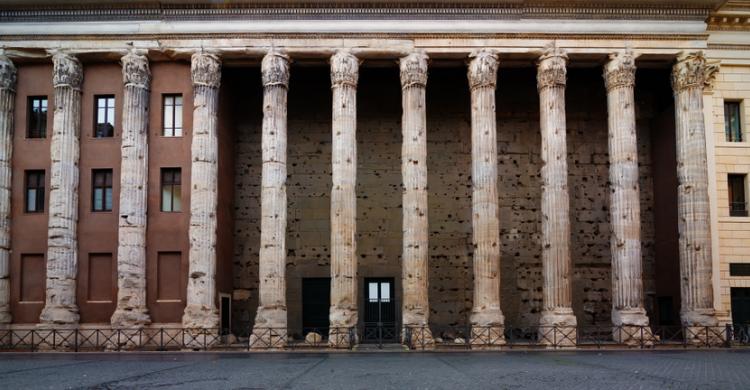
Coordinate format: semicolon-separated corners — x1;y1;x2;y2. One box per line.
261;50;291;88
191;52;221;88
51;51;82;90
330;50;359;88
0;54;16;92
536;42;567;90
671;51;719;93
399;51;428;89
604;49;637;92
467;49;499;90
121;49;150;90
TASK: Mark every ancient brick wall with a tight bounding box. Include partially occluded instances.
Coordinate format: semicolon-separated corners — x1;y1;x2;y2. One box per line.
230;65;661;336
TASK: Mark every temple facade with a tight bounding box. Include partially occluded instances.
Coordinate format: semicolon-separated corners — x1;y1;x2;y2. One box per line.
0;0;749;348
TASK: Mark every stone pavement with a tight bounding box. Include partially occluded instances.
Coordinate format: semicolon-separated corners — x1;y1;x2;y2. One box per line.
0;350;748;389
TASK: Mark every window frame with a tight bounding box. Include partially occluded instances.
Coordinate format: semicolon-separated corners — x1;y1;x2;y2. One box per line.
26;96;48;139
160;167;182;213
91;168;114;212
162;94;184;137
93;94;116;138
725;100;744;143
728;173;748;217
24;170;45;213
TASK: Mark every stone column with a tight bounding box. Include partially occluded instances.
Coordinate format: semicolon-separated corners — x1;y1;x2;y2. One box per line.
182;52;221;330
110;50;152;328
536;43;576;346
399;51;435;348
250;50;290;348
329;50;359;348
671;51;720;344
0;54;16;324
39;52;83;326
604;50;651;344
467;49;505;347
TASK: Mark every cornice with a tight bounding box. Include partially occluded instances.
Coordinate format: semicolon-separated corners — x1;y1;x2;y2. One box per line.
707;14;750;30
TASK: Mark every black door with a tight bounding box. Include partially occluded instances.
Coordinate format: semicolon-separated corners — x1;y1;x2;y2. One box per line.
364;278;397;343
302;278;331;336
732;288;750;324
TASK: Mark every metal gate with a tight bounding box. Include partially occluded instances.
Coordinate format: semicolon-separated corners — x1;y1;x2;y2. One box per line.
363;278;397;343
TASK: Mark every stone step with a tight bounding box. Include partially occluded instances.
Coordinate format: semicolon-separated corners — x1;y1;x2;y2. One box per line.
353;343;409;352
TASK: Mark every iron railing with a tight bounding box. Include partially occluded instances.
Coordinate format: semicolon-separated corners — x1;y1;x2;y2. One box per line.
1;324;749;352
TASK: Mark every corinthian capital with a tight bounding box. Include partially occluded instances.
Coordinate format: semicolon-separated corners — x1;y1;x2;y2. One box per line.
191;52;221;88
400;51;429;89
51;51;83;90
604;50;637;92
0;54;17;92
537;42;568;90
671;51;719;93
467;49;498;90
330;50;359;88
261;50;290;88
121;49;150;90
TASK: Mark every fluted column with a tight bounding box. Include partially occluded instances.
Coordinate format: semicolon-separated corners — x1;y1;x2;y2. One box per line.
399;51;435;348
251;50;290;348
467;49;505;346
182;52;221;329
671;52;719;338
537;43;576;345
111;50;151;328
328;50;359;348
0;54;16;324
604;50;651;344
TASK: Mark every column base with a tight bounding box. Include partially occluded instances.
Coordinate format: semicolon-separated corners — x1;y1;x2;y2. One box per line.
39;304;79;326
538;309;577;348
402;325;435;350
612;308;653;346
181;304;220;332
110;307;151;328
250;305;288;349
328;306;357;348
33;324;79;350
681;308;724;346
0;309;10;324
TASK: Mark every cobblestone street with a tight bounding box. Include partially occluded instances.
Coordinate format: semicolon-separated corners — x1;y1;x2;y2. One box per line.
1;350;748;389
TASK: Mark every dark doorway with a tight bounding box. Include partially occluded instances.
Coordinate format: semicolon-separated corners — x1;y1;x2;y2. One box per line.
732;288;750;324
302;278;331;336
363;277;397;343
220;294;231;336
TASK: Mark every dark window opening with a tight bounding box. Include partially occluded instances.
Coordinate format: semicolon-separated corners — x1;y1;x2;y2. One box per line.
27;96;48;139
161;168;181;212
92;169;113;212
730;263;750;277
725;101;743;142
24;170;45;213
94;95;115;138
729;174;748;217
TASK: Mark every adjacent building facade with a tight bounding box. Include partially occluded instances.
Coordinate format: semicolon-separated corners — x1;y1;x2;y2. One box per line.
0;0;749;348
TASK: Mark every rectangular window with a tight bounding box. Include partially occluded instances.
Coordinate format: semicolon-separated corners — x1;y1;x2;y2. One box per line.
729;174;748;217
27;96;48;139
92;169;113;212
94;95;115;138
161;168;182;212
725;101;743;142
24;170;45;213
730;263;750;277
162;94;183;137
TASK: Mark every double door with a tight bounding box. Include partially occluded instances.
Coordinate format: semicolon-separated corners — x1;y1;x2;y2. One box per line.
363;278;397;343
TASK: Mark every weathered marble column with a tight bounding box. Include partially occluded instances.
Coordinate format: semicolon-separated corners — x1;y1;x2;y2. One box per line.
671;52;720;343
604;50;651;344
182;52;221;330
329;50;359;348
0;54;16;324
39;52;83;326
111;50;151;328
536;43;576;346
467;49;505;346
251;50;290;348
399;51;435;348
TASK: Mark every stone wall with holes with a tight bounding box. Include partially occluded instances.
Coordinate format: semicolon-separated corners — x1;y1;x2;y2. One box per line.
229;65;662;338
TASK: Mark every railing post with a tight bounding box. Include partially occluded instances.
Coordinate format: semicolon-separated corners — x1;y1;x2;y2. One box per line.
74;329;79;352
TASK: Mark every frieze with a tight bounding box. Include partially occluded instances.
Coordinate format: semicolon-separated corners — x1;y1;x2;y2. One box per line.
0;53;17;92
467;49;499;90
536;42;567;90
330;50;359;88
51;51;82;90
671;51;719;93
261;50;290;88
191;52;221;88
604;50;637;92
399;51;428;89
121;49;150;90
